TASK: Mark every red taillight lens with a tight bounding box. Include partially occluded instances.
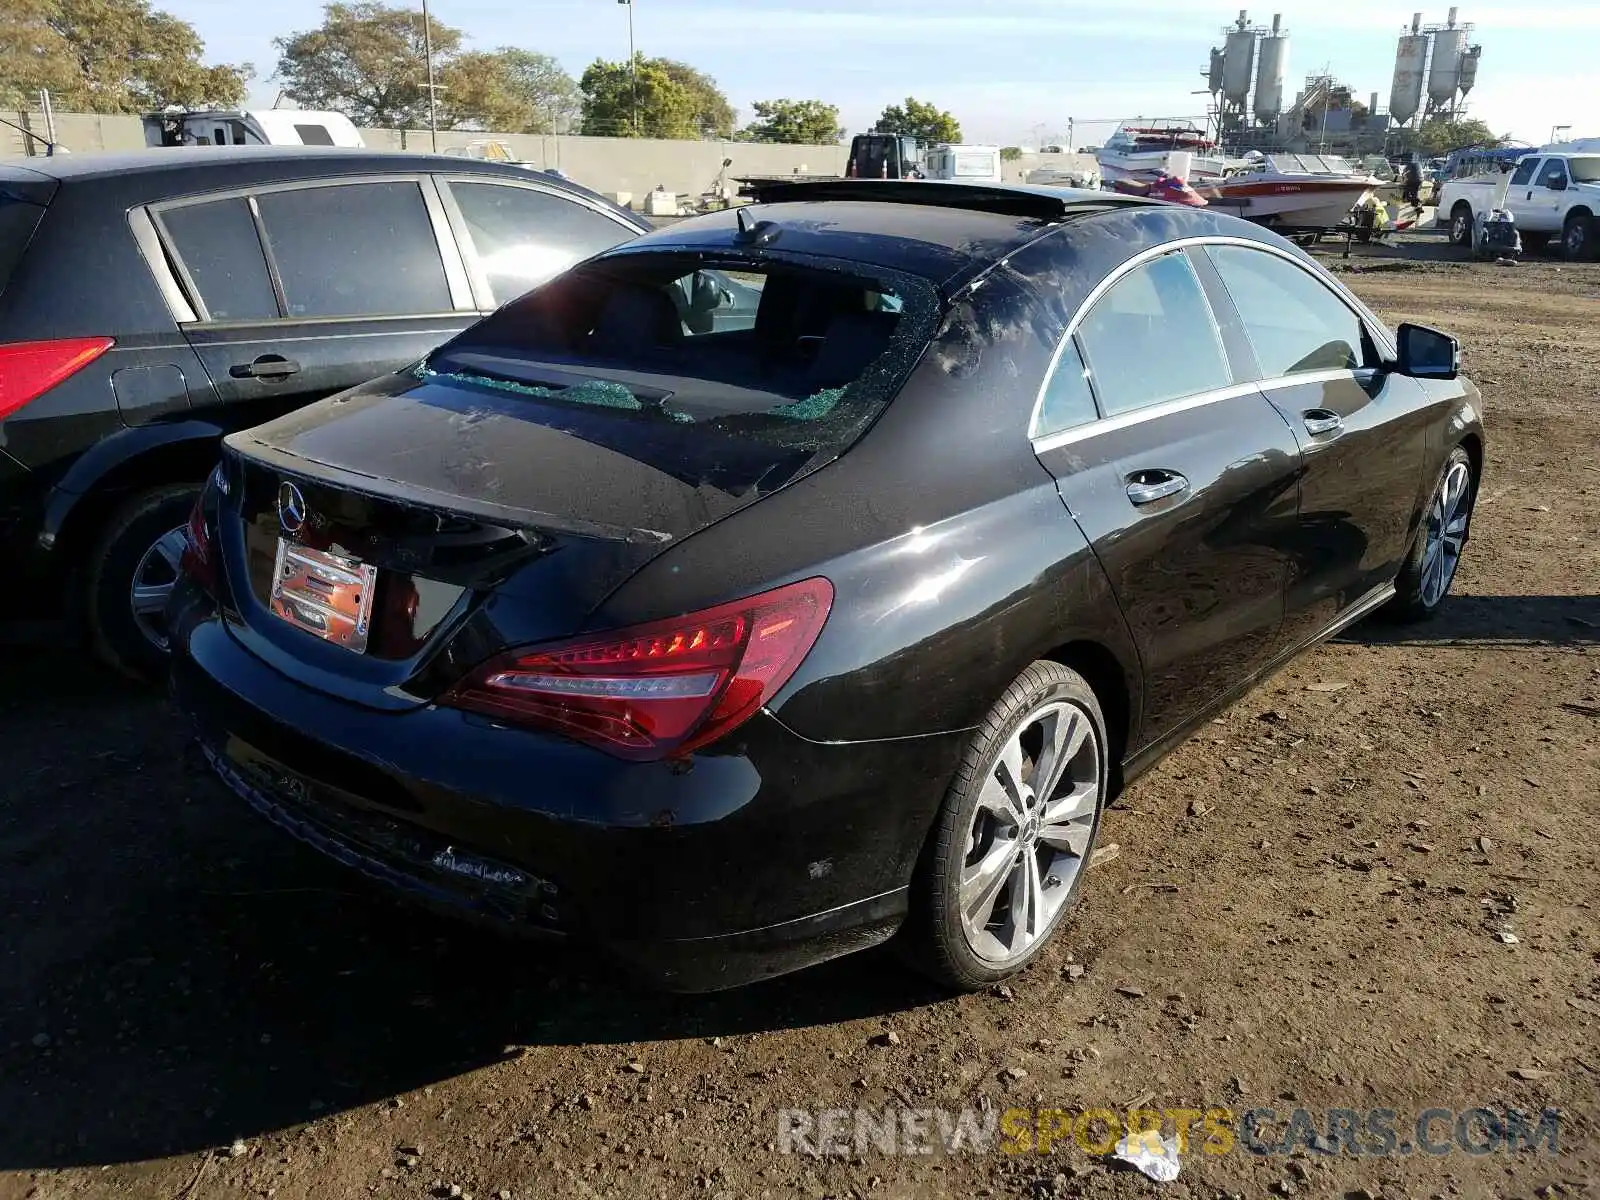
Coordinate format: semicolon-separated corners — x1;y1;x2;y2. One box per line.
443;577;834;760
179;490;216;595
0;337;114;422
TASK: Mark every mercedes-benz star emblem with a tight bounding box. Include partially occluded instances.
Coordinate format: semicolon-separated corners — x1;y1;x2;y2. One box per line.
277;481;307;535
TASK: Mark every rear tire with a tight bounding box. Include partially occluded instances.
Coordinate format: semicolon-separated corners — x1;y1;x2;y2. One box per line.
1562;212;1595;262
1387;447;1475;623
901;661;1108;991
1448;204;1473;247
85;484;198;682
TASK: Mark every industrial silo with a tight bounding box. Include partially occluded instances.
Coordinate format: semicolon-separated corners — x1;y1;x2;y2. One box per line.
1254;15;1287;124
1208;47;1226;95
1223;12;1256;107
1389;15;1427;125
1458;44;1481;95
1429;17;1467;107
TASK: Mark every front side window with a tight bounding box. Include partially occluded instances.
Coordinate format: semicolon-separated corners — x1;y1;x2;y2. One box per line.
1205;245;1365;378
1536;158;1569;188
159;197;279;322
1075;252;1231;416
449;181;635;307
1508;158;1540;187
255;182;452;319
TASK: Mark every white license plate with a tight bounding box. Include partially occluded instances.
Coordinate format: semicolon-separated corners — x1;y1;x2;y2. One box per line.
269;538;379;653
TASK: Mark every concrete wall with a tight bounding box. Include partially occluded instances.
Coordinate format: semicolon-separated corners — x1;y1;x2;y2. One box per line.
3;111;848;202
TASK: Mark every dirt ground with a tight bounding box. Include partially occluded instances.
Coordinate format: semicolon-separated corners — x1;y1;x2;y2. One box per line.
2;232;1598;1200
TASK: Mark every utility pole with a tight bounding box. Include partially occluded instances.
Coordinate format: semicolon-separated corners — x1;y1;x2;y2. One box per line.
619;0;638;135
421;0;438;152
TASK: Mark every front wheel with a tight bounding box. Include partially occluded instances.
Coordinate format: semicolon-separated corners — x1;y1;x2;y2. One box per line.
902;661;1108;990
85;484;199;681
1388;448;1475;622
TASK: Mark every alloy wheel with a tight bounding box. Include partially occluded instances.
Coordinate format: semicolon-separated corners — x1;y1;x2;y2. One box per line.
129;524;189;651
1420;460;1471;608
1452;210;1470;245
959;699;1100;967
1565;219;1589;261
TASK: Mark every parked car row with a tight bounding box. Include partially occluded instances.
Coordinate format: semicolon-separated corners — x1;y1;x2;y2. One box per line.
1436;149;1599;260
3;158;1484;992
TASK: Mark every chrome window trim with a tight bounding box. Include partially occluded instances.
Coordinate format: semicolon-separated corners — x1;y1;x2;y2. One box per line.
1027;234;1398;444
1032;380;1265;454
435;174;645;312
420;175;476;310
126;207;198;324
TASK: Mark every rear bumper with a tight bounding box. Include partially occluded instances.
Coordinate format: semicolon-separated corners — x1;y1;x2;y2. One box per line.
169;605;967;991
0;451;55;620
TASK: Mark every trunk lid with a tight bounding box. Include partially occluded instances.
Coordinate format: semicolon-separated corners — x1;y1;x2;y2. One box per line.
217;370;826;709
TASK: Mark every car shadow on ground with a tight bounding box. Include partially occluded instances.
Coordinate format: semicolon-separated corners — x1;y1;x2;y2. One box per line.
1340;592;1600;648
0;647;945;1172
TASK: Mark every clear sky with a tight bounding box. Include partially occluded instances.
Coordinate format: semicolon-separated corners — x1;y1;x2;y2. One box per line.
171;0;1598;148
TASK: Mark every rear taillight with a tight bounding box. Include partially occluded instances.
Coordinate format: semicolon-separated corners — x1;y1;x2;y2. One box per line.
179;470;220;595
443;577;834;760
0;337;114;422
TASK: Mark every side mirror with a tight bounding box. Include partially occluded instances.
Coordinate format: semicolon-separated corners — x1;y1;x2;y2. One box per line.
1549;175;1568;191
1394;322;1460;381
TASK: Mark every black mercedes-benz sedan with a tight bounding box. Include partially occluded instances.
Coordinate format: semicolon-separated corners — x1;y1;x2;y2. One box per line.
168;181;1484;992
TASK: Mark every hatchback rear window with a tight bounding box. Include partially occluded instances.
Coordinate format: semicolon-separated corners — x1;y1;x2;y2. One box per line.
425;251;937;459
0;197;47;296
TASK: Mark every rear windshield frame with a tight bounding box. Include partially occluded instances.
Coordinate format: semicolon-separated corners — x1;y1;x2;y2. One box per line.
424;246;943;462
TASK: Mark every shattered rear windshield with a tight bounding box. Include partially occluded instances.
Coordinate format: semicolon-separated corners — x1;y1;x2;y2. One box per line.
423;250;937;457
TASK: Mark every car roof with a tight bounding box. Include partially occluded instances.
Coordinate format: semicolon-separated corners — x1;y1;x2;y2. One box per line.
13;145;648;227
616;182;1161;291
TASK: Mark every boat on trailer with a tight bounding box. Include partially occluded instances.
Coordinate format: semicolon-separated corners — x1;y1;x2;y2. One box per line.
1096;119;1235;185
1199;153;1381;233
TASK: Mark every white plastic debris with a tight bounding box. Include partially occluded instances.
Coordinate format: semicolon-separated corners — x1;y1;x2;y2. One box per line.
1113;1132;1182;1182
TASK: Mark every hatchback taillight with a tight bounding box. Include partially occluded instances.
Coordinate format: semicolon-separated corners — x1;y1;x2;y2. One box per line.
443;577;834;760
179;483;217;596
0;337;114;422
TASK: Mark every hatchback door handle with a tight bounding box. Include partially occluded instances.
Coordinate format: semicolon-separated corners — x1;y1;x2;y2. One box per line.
1125;470;1189;505
1303;409;1343;436
230;355;301;380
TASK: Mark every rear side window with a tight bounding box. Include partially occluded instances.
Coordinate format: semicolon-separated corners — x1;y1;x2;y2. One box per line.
448;181;634;306
1035;337;1098;436
1075;252;1230;416
255;182;452;318
0;198;47;296
425;252;937;463
159;198;279;321
1508;158;1539;187
1204;246;1364;377
294;124;335;146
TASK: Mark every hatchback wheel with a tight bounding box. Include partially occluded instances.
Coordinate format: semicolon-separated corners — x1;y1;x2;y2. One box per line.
905;661;1107;990
86;484;199;681
1389;447;1474;621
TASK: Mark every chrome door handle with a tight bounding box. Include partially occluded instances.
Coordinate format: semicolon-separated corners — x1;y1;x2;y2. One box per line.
1303;409;1343;436
1125;471;1189;505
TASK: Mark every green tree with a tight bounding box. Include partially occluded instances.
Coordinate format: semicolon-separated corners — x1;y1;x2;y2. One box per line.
0;0;249;111
874;96;960;145
440;48;578;133
740;99;842;144
999;145;1023;161
578;54;732;139
273;1;463;128
1412;116;1505;156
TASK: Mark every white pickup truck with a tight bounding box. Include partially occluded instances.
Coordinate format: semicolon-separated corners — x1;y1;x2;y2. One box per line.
1437;150;1600;260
